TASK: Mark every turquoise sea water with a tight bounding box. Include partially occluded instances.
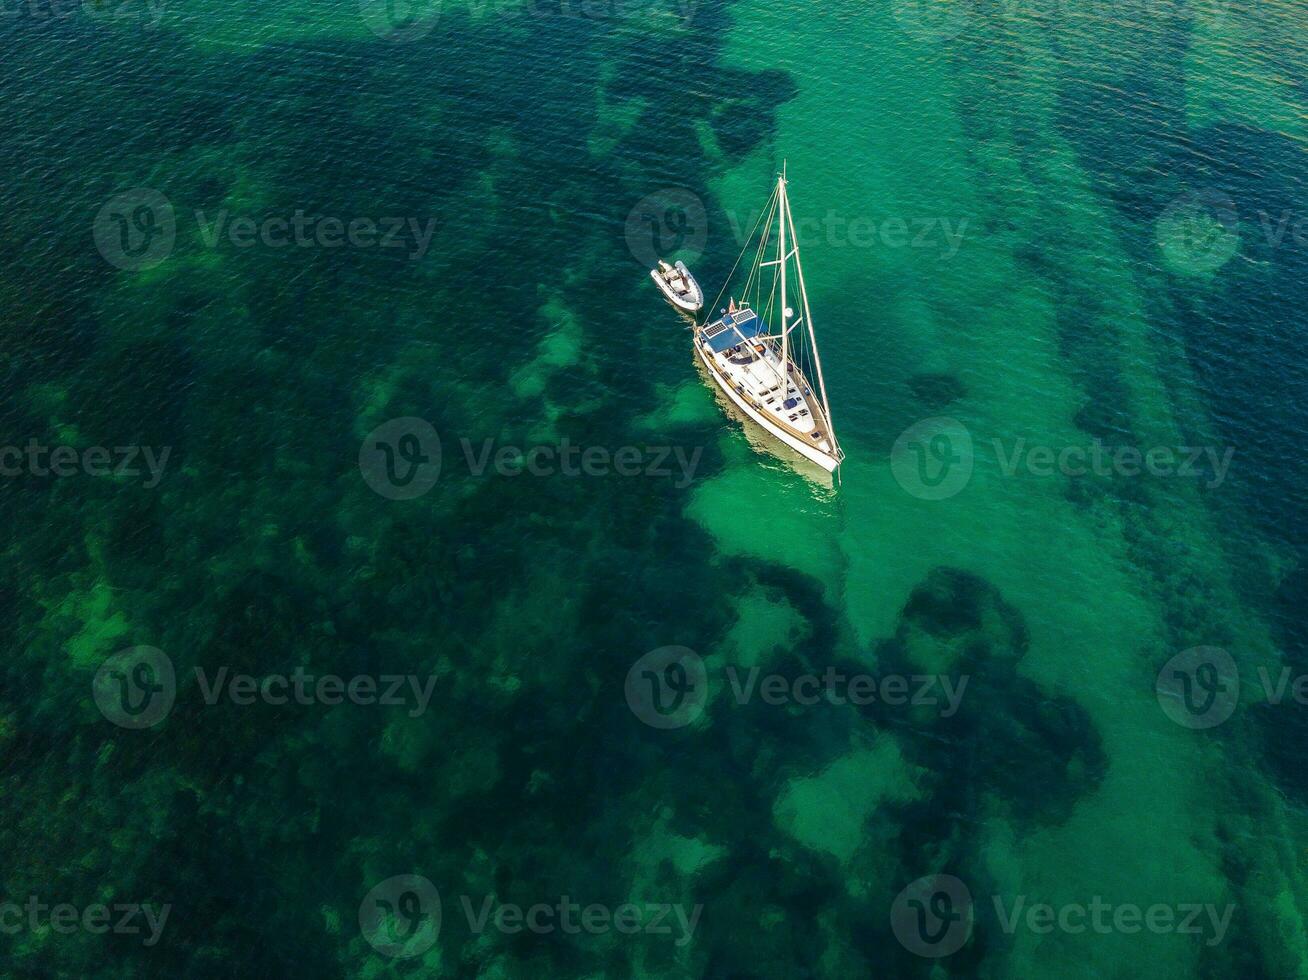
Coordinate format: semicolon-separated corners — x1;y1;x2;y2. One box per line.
1;0;1306;976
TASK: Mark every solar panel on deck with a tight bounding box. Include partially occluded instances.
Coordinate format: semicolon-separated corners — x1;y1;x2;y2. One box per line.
703;313;767;353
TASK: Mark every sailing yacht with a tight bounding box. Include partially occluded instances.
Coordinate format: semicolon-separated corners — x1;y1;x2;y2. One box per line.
695;168;844;473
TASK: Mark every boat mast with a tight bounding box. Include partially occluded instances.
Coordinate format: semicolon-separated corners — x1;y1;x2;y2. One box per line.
778;164;789;385
783;176;838;453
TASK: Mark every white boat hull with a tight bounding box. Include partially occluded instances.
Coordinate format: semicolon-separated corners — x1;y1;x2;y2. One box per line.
695;340;841;472
650;261;703;313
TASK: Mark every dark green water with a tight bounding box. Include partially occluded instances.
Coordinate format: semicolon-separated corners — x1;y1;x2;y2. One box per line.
2;0;1307;976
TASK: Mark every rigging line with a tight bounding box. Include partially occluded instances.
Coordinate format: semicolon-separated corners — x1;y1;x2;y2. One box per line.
712;182;780;318
749;191;780;320
741;188;778;307
784;203;812;375
762;244;779;330
758;201;780;335
741;187;788;392
737;187;774;314
764;225;781;325
754;214;775;307
754;210;778;311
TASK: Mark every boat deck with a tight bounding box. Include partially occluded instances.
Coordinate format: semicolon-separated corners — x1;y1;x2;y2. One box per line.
696;321;837;457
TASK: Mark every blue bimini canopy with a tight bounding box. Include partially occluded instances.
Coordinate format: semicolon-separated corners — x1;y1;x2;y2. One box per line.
702;311;768;354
